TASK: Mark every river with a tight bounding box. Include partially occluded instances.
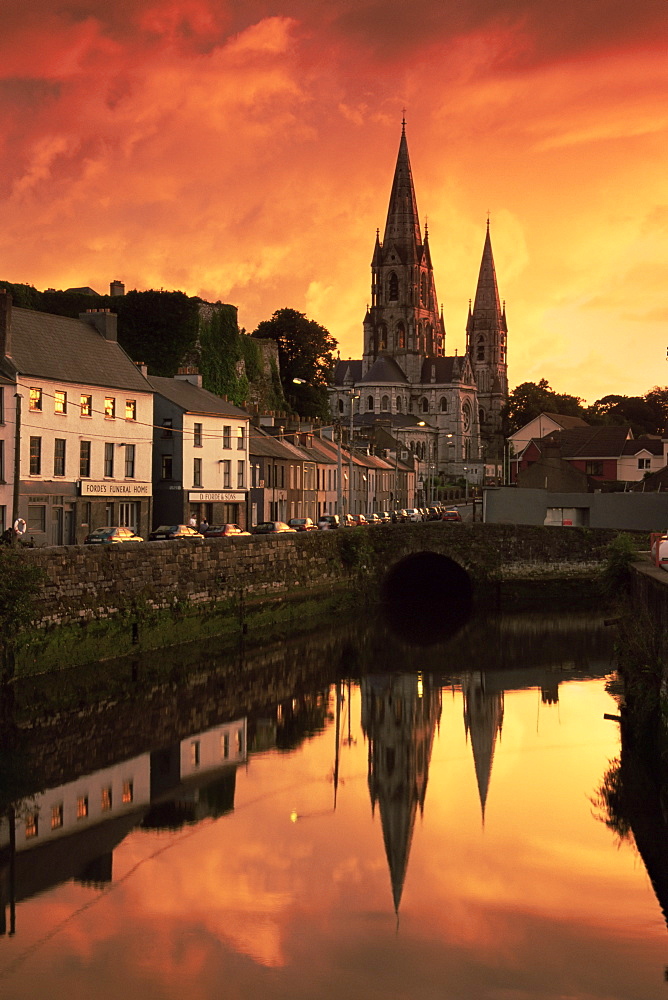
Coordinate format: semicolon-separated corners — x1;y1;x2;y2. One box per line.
1;609;666;999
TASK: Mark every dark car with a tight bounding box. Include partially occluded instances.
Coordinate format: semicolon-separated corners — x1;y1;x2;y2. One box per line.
84;526;144;544
441;508;463;522
148;524;204;541
202;524;250;537
317;514;340;530
377;512;391;523
288;518;318;531
252;521;296;534
364;513;382;525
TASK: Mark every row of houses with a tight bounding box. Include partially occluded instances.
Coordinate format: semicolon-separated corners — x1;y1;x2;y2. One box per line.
0;293;417;546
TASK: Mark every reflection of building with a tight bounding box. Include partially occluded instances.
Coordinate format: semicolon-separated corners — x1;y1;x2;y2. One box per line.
361;673;442;912
0;717;247;932
462;673;504;822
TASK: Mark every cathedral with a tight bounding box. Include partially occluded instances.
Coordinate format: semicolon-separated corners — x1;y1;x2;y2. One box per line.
332;121;508;486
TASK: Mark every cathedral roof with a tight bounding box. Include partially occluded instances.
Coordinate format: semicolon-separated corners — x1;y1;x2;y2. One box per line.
334;359;363;384
382;122;422;261
419;356;472;385
360;354;409;384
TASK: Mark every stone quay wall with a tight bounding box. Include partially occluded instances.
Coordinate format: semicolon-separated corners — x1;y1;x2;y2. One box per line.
16;522;623;630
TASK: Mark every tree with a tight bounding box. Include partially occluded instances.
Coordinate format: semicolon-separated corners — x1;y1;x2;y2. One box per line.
587;394;659;435
504;379;586;434
115;290;200;377
251;308;338;419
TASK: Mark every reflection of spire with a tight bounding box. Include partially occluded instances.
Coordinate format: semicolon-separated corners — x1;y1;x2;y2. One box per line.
361;673;442;913
463;674;504;823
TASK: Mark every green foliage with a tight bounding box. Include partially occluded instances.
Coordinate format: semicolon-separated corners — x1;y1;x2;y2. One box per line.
0;280;42;310
0;551;45;642
115;289;199;376
601;533;640;596
197;302;268;406
504;378;586;433
587;390;668;436
251;308;337;419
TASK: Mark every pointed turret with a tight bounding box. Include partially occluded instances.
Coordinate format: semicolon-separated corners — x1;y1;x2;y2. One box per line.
471;220;503;322
382;119;422;257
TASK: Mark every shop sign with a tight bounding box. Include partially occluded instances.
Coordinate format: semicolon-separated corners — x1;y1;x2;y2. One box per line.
188;491;246;503
80;481;152;497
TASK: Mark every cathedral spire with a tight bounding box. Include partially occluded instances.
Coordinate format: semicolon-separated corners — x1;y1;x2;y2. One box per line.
472;220;502;319
383;123;422;253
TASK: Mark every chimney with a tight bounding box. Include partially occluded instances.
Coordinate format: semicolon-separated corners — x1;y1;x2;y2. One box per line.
135;361;148;377
110;279;125;297
81;308;117;341
0;289;11;358
175;366;202;388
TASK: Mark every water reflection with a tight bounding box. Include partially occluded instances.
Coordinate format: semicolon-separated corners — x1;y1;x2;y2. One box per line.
1;611;667;998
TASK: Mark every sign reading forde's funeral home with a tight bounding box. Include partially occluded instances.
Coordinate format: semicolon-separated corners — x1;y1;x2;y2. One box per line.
80;481;152;497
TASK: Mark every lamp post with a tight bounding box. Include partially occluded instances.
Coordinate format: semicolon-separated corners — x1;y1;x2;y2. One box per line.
348;393;359;515
463;466;469;502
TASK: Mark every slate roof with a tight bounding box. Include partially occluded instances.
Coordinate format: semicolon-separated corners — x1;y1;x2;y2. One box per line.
622;437;664;456
334;359;363;384
249;426;307;460
541;412;589;430
354;412;435;430
540;425;633;458
4;307;151;392
419;356;467;383
359;354;409;384
149;376;248;418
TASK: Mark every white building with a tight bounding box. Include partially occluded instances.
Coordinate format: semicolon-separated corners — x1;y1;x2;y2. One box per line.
0;292;154;543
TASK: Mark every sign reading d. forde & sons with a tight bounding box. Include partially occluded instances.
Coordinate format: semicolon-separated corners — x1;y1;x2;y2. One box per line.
188;491;246;503
80;481;153;497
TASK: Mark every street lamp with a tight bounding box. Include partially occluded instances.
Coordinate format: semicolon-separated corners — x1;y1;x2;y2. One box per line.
463;466;469;501
348;393;359;515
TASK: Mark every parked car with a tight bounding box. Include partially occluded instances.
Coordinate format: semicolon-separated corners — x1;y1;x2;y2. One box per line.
148;524;204;541
392;509;408;523
441;507;463;522
426;507;442;521
202;524;250;537
340;514;356;528
377;512;392;523
404;508;422;522
364;513;382;525
252;521;296;534
317;514;340;530
288;517;318;531
84;526;144;544
350;514;369;527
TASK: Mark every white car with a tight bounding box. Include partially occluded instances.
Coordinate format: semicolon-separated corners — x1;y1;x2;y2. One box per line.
404;508;423;522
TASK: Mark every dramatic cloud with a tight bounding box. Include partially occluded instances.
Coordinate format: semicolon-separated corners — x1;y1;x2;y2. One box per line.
1;0;667;399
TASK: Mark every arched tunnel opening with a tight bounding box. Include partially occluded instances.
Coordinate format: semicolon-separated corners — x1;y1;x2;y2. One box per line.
380;551;473;646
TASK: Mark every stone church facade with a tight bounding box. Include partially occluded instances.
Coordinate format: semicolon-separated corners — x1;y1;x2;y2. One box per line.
332;122;508;486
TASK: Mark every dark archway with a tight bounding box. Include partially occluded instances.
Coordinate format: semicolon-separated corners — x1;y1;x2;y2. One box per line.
380;552;472;646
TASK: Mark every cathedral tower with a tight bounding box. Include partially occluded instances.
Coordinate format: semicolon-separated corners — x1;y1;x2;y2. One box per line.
363;121;445;382
466;221;508;467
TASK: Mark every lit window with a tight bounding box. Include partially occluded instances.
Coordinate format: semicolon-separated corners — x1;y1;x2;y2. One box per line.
51;803;63;829
54;390;67;414
122;780;133;804
104;397;115;418
29;387;42;411
25;813;38;839
80;394;92;416
125;399;136;420
101;787;112;811
77;795;89;819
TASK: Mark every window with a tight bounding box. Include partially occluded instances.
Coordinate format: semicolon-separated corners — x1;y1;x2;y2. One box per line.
585;461;603;476
638;458;651;470
80;394;92;416
80;440;91;478
367;395;374;412
237;460;245;488
122;780;133;804
0;440;3;482
388;272;398;300
54;438;66;476
420;272;427;304
381;395;389;411
237;426;245;450
193;457;202;487
51;803;63;830
101;787;113;812
77;795;89;820
104;442;114;477
193;422;202;447
125;399;136;420
161;418;173;438
221;732;230;758
439;397;448;413
0;386;3;423
161;455;173;480
104;396;115;418
222;459;231;488
223;426;231;448
81;501;92;526
28;504;46;532
54;390;67;414
29;387;42;411
421;397;429;413
190;741;201;767
235;728;244;754
125;444;135;478
25;813;38;839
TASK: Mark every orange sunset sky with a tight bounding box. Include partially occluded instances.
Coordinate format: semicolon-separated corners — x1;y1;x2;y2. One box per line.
1;0;667;403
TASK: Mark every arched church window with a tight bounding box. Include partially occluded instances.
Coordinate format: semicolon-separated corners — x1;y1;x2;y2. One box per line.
479;407;486;425
367;395;375;412
388;273;399;301
463;402;472;433
420;273;427;304
381;395;390;411
439;397;448;413
396;397;402;412
409;440;415;453
338;399;344;413
397;323;406;349
421;397;429;414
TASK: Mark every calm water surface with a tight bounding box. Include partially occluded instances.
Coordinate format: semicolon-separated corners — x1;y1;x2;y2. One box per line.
1;612;667;999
